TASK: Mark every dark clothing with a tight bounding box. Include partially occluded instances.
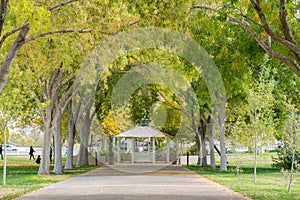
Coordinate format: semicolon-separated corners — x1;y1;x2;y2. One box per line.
29;146;35;160
50;147;53;163
0;146;3;160
36;155;41;164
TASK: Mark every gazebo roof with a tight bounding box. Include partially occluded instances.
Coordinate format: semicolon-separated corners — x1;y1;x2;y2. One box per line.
116;126;165;138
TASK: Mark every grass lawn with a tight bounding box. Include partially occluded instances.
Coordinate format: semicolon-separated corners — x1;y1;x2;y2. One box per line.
0;155;98;200
187;152;300;200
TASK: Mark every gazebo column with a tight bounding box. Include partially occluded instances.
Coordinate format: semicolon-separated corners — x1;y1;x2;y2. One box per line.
132;138;135;164
152;137;155;164
117;137;121;163
166;136;170;163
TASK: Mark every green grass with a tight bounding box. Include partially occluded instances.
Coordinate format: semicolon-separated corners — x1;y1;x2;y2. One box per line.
187;152;300;200
0;155;98;200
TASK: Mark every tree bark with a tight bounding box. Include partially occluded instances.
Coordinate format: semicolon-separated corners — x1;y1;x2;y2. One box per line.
76;113;91;167
254;109;258;183
218;95;227;171
38;108;52;175
38;132;50;175
75;96;101;167
0;0;9;36
48;0;79;11
288;149;295;193
64;101;76;169
0;23;29;94
197;117;207;166
2;123;7;185
208;115;216;169
53;117;63;174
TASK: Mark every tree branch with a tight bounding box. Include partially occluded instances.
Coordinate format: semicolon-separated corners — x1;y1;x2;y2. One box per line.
235;6;264;28
280;0;296;44
191;5;218;12
73;89;95;121
29;86;46;122
58;73;75;92
192;4;300;77
225;105;237;119
0;0;8;37
51;66;64;100
0;22;29;50
99;20;140;36
1;0;84;46
44;78;48;100
279;0;300;63
91;100;101;120
229;14;300;77
249;0;300;57
73;100;82;123
48;0;79;11
156;89;198;127
48;69;60;99
129;20;140;26
0;23;29;93
58;81;76;116
25;29;91;43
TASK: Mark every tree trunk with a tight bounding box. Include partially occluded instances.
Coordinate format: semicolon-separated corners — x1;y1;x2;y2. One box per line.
197;117;207;166
76;116;91;167
200;134;207;166
288;149;295;193
208;116;216;169
2;124;7;185
76;123;84;167
53;118;63;174
197;136;207;166
108;135;114;157
288;120;297;193
254;110;257;183
38;119;51;175
254;131;257;183
65;103;76;169
82;120;90;165
35;63;76;175
76;137;83;167
65;122;75;170
218;96;227;171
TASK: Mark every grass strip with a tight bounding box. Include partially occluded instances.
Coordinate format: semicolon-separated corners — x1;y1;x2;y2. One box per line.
187;164;300;200
0;155;99;200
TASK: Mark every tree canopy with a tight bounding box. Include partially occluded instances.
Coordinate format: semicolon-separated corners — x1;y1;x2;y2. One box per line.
0;0;299;176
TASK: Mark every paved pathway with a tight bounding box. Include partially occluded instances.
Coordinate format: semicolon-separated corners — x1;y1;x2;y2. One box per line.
18;164;249;200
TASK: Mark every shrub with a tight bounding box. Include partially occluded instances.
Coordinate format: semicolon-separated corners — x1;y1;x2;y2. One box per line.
272;147;300;170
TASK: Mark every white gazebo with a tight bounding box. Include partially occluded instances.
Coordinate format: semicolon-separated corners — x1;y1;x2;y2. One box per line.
116;125;170;164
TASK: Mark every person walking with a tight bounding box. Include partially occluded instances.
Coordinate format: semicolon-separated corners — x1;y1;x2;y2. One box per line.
29;145;35;160
0;145;3;160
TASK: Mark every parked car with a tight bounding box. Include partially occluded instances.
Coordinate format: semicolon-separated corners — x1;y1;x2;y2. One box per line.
5;144;18;151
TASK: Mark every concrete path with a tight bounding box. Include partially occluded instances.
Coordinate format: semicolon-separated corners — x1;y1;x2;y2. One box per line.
18;164;248;200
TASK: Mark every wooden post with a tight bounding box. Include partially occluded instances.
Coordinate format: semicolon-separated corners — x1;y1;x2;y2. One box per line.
187;152;189;167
